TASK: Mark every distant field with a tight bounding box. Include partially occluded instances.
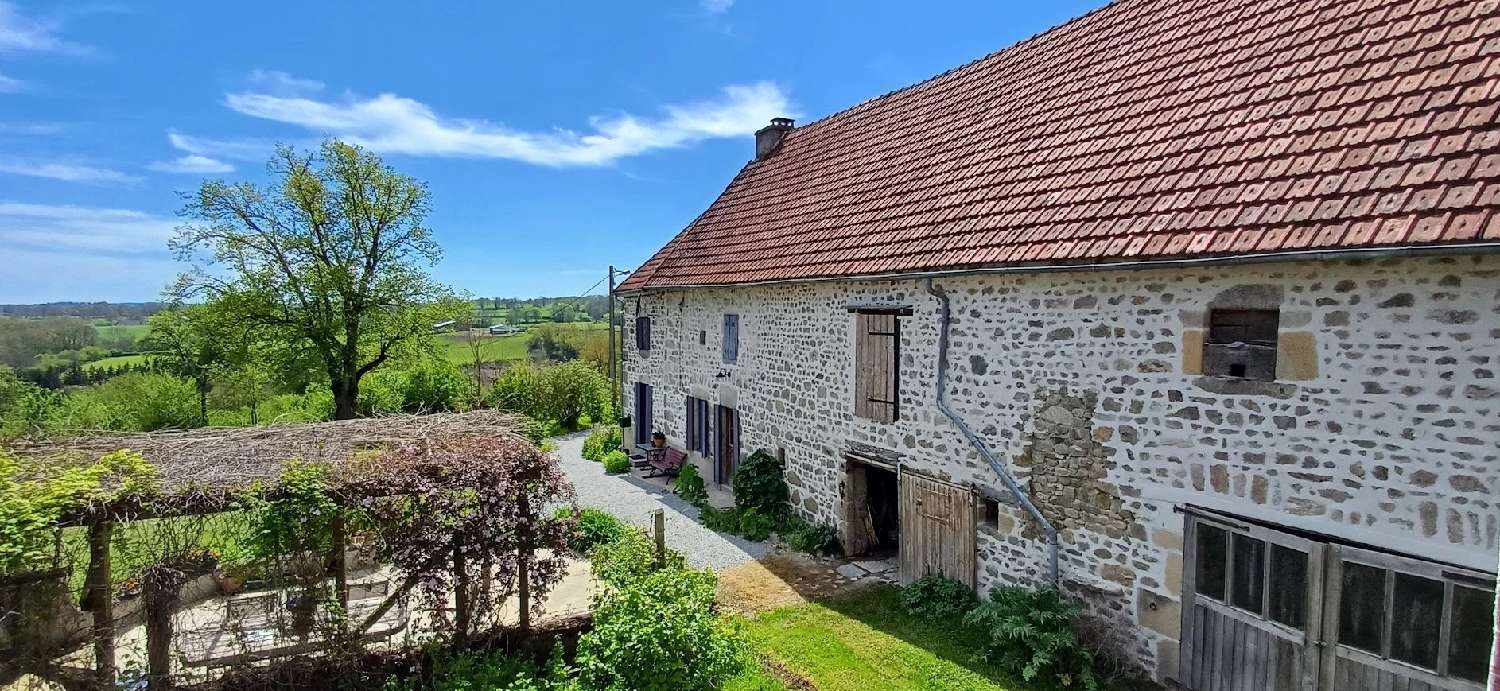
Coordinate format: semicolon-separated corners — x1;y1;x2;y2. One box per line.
439;323;606;365
94;323;149;341
83;353;152;371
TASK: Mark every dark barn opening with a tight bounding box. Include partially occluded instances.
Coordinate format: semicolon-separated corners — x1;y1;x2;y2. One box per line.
845;461;899;558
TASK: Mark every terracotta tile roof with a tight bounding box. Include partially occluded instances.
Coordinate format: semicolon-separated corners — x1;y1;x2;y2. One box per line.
620;0;1500;291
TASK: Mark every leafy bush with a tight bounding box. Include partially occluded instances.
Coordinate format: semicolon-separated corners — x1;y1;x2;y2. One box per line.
241;462;339;564
1;449;157;577
673;463;707;507
588;526;684;590
730;450;787;516
526;324;581;363
779;516;840;556
383;646;575;691
581;425;622;462
359;368;408;415
400;358;474;412
965;587;1099;690
554;507;630;554
601;451;630;474
50;373;202;432
901;575;978;622
488;361;609;432
576;566;749;691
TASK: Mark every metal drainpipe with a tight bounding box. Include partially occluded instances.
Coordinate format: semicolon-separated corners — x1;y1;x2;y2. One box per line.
925;278;1060;586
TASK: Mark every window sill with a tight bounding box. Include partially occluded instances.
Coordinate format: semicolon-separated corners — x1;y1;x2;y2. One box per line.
1191;376;1296;399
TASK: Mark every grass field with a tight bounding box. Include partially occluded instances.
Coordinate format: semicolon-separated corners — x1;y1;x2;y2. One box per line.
82;353;152;371
438;323;607;365
743;585;1027;691
93;323;149;341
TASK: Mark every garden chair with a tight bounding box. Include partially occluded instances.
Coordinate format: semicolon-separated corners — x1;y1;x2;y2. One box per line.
644;447;687;478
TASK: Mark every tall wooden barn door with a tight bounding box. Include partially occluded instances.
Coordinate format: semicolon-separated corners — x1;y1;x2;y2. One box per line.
898;470;975;588
1181;513;1324;690
1181;512;1493;690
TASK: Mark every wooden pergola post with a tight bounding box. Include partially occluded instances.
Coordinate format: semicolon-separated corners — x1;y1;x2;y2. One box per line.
331;511;349;615
84;519;116;687
452;537;470;644
516;489;532;634
143;565;186;691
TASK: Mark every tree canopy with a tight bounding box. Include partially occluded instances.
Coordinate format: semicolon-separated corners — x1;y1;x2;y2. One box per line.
172;141;460;419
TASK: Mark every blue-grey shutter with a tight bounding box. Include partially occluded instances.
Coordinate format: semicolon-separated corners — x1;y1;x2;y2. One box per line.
723;314;739;362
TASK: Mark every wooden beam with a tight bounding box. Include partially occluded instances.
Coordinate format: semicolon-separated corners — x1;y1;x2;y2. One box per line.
452;539;470;644
142;565;186;691
331;513;349;615
84;520;116;687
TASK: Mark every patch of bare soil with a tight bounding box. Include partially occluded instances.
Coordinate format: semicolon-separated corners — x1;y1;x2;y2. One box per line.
716;552;875;615
755;652;816;691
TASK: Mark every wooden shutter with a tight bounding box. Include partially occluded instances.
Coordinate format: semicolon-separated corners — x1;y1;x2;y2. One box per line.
854;312;899;423
685;395;696;450
723;314;739;362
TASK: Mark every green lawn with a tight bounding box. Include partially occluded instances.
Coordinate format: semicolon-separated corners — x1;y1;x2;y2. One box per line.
439;323;608;366
93;323;149;341
81;353;152;371
743;585;1026;691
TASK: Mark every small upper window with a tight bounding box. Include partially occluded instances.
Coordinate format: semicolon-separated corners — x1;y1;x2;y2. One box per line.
1204;309;1279;381
723;314;739;363
635;316;652;352
853;312;900;423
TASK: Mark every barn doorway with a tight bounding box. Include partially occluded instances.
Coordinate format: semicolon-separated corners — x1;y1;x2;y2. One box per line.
844;461;899;559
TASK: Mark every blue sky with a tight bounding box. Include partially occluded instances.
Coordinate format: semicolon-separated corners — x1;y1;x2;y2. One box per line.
0;0;1104;304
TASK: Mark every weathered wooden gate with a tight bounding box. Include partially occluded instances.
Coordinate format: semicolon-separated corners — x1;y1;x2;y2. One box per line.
898;470;975;588
1181;511;1493;690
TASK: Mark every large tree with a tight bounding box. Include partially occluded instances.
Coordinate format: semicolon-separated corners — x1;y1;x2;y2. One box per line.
172;141;456;419
141;305;222;425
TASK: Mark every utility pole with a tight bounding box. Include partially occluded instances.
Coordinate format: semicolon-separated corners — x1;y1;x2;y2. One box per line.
607;265;617;416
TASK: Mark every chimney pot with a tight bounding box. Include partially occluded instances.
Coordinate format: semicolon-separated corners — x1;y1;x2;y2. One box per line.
754;117;795;160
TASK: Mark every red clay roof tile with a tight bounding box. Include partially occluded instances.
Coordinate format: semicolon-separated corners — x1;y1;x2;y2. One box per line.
621;0;1500;290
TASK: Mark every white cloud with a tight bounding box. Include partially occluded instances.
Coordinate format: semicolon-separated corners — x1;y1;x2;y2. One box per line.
163;130;279;162
0;1;92;56
0;201;174;255
700;0;734;14
0;121;62;134
0;201;180;302
148;132;238;173
247;68;324;96
0;160;138;184
223;77;794;166
0;69;20;92
148;154;234;174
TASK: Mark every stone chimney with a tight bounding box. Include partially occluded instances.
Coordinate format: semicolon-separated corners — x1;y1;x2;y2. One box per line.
754;117;795;160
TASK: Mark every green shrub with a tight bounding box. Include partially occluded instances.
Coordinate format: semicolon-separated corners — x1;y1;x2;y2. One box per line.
779;516;840;556
673;463;707;507
902;574;978;622
52;372;201;432
965;587;1098;690
359;368;408;415
601;450;630;474
576;566;748;691
730;450;787;515
488;361;609;432
240;462;338;563
383;646;575;691
554;507;630;554
582;425;622;462
400;358;474;412
588;527;684;590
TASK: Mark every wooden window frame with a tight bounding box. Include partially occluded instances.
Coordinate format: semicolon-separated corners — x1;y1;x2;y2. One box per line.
635;316;652;352
853;311;900;423
1204;308;1279;381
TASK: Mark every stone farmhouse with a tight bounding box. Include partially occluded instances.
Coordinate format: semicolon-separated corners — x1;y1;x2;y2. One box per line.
618;0;1500;687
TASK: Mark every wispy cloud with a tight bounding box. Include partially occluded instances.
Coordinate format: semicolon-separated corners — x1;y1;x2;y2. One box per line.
0;69;19;92
0;121;62;135
222;76;794;166
0;1;93;56
0;201;180;302
700;0;734;14
247;68;324;96
0;201;173;255
148;131;238;174
0;159;138;184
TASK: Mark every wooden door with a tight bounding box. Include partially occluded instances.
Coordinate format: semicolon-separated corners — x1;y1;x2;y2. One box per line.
1180;514;1323;691
633;382;653;445
898;470;975;588
714;405;739;484
844;463;873;556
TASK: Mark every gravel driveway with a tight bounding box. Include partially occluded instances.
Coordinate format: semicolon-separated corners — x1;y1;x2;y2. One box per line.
553;433;771;571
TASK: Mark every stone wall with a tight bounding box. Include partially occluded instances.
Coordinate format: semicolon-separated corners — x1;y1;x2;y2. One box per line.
620;253;1500;682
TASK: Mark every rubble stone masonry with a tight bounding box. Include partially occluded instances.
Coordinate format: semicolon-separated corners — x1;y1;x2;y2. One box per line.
622;254;1499;681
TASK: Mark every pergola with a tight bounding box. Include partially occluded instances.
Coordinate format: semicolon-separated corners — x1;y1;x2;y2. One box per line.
5;410;553;690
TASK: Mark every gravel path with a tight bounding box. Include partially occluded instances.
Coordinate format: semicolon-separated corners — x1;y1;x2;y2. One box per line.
554;433;771;571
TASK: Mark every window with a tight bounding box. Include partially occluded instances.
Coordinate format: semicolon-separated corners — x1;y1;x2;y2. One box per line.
1334;555;1496;682
723;314;739;363
1203;308;1278;380
635;316;652;351
1192;519;1308;628
981;497;1000;528
1195;523;1228;601
853;312;899;423
685;396;711;457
